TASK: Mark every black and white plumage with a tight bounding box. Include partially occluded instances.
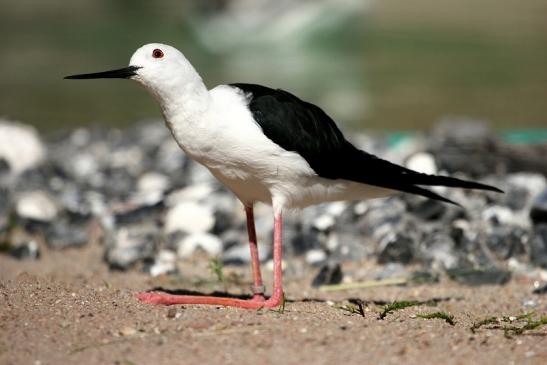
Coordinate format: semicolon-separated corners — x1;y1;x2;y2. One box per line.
230;82;501;206
65;43;502;309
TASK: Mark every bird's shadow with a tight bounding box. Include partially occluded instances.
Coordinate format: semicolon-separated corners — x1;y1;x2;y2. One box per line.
143;287;458;306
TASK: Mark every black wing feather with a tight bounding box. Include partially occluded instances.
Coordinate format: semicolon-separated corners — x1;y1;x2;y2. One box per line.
231;83;502;204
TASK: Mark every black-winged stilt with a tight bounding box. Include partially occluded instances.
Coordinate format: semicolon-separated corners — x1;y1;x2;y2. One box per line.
66;43;502;309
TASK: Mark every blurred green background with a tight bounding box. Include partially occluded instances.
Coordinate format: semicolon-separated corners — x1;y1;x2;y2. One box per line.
1;0;546;131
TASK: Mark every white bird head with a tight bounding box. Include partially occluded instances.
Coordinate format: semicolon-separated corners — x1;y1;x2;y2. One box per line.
65;43;204;103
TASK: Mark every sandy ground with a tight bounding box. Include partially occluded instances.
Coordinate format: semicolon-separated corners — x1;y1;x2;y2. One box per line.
1;243;546;365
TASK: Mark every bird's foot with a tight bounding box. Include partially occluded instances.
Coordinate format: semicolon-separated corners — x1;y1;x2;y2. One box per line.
135;291;281;309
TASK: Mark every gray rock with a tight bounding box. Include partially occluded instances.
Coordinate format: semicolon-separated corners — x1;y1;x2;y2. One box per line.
446;267;511;286
311;262;343;287
530;189;547;225
222;241;270;265
485;226;527;260
45;215;90;249
430;118;501;176
10;240;40;260
377;231;417;264
421;232;458;270
105;226;157;270
373;262;407;280
529;225;547;268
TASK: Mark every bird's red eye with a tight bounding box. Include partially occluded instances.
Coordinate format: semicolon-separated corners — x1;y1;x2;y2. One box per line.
152;49;164;59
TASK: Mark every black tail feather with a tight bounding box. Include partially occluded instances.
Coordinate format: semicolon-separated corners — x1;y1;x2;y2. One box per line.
408;173;503;193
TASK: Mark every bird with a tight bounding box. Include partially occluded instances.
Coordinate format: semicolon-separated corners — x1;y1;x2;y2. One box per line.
65;43;502;309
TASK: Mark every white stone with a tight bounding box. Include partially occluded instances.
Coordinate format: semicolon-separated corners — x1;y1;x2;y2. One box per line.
481;205;515;225
150;250;177;277
177;232;223;258
16;191;58;222
164;201;215;234
405;152;437;175
0;120;46;175
313;214;335;231
166;183;214;206
305;249;327;265
137;172;170;193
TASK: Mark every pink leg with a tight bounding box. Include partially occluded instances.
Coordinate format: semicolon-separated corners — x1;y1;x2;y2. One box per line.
136;210;284;309
245;205;265;301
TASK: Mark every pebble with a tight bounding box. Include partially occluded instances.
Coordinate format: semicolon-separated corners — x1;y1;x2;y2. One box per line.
312;214;335;232
311;262;343;287
137;172;170;193
529;225;547;268
164;202;215;234
0;120;46;176
222;241;269;265
530;189;547;224
15;191;59;222
305;249;327;266
105;227;156;270
405;152;437;175
149;250;177;277
176;232;223;258
377;232;416;264
10;240;40;260
2;120;546;277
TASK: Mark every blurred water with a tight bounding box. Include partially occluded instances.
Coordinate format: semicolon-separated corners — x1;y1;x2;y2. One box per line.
1;0;546;131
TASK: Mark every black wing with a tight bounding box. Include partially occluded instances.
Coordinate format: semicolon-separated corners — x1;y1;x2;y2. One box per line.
231;83;502;205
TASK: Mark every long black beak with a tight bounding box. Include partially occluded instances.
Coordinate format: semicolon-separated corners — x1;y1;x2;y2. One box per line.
64;66;141;80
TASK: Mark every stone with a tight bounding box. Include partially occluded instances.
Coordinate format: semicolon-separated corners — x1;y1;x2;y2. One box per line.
176;232;223;258
446;267;512;286
149;250;178;277
530;189;547;225
222;241;270;265
405;152;437;175
421;232;458;270
164;202;215;234
105;227;157;270
312;214;335;232
10;240;40;260
0;120;46;176
311;262;343;287
136;172;170;193
373;263;407;280
15;191;59;222
377;231;416;264
45;216;90;249
481;205;517;226
529;225;547;268
429;118;500;176
305;249;327;266
485;226;527;260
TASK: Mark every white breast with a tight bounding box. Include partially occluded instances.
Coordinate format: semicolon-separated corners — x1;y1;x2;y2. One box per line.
166;85;394;209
